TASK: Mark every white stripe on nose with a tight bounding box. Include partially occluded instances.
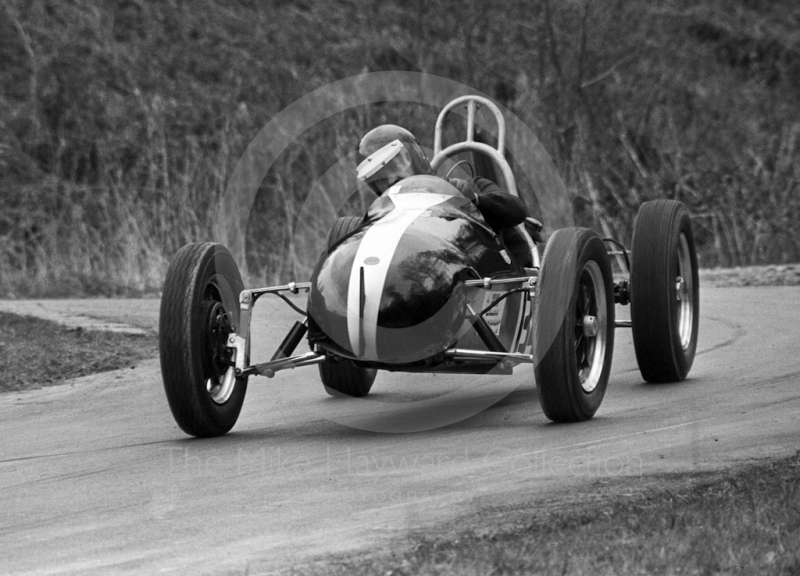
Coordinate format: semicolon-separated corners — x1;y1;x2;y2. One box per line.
347;192;450;360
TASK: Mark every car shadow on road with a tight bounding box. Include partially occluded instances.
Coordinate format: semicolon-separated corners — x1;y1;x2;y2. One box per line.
226;383;549;442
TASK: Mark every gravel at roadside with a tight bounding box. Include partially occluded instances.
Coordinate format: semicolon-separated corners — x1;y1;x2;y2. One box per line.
700;264;800;287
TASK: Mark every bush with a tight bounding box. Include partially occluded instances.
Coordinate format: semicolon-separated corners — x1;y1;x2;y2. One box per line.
0;0;798;295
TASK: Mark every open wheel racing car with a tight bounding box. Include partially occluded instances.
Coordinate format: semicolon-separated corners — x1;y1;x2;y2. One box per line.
159;96;700;438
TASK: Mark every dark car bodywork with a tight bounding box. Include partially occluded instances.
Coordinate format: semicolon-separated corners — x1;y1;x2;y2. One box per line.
307;174;528;371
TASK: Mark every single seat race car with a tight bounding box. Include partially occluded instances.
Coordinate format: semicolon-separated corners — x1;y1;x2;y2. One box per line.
159;95;700;437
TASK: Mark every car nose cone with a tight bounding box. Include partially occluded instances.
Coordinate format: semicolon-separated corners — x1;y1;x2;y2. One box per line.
309;221;470;364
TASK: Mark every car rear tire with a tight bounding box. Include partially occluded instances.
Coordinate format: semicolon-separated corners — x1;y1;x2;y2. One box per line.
159;242;247;437
533;228;615;422
319;216;377;397
320;358;377;398
630;199;699;382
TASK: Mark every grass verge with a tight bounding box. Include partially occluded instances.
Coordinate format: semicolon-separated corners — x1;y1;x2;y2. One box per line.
307;454;800;576
0;311;158;393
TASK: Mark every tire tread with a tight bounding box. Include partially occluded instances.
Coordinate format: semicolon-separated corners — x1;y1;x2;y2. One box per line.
534;228;615;422
630;200;699;383
159;242;246;437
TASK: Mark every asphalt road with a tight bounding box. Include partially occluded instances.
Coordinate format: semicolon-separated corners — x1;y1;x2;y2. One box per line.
1;287;799;574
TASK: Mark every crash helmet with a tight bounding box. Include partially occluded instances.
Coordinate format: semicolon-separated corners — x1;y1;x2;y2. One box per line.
356;125;434;194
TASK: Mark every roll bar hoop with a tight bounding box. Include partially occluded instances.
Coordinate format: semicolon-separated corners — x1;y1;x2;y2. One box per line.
431;95;518;198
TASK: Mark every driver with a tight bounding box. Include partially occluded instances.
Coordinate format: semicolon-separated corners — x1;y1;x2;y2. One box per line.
355;124;535;265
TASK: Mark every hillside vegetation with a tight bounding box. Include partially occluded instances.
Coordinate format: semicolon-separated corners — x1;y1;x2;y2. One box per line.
1;0;798;295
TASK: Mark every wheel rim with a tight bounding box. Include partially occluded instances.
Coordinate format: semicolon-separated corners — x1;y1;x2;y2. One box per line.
676;233;694;350
575;260;608;393
202;296;237;405
207;367;237;404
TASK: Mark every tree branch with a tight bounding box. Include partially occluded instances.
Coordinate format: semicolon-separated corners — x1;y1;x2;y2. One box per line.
579;54;635;89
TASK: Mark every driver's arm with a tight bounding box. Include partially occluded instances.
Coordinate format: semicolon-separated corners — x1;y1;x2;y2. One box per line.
451;177;528;232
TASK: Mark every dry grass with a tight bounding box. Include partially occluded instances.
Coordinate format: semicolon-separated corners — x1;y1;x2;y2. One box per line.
302;453;800;575
1;0;798;296
0;312;157;393
700;264;800;288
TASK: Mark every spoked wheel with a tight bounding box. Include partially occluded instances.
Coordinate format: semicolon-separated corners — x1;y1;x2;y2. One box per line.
533;228;615;422
630;200;700;382
159;242;247;437
319;216;377;397
201;300;238;404
574;261;610;392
